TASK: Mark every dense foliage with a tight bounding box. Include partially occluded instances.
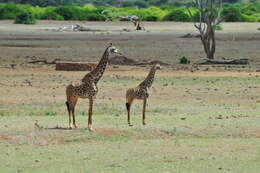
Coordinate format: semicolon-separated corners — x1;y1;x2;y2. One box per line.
0;1;259;23
14;10;36;24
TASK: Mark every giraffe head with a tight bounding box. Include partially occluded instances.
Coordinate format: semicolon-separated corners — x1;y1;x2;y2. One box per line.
107;43;121;55
154;64;161;70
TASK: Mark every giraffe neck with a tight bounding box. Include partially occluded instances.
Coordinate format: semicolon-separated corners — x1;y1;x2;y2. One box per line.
90;46;111;84
139;65;157;89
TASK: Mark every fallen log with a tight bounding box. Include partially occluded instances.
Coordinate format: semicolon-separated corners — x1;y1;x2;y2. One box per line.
28;58;60;65
55;61;98;71
195;58;249;65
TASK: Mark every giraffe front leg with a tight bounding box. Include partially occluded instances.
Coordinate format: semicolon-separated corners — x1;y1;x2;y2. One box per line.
72;106;77;128
126;97;134;127
126;102;133;127
142;98;147;125
65;101;73;129
88;98;94;132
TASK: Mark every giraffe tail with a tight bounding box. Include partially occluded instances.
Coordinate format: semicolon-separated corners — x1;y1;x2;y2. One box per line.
65;101;70;112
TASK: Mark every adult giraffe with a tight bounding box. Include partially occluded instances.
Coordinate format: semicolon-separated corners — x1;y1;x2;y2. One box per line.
65;43;120;131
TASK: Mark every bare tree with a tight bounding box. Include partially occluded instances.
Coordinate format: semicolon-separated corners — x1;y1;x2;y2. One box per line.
187;0;222;59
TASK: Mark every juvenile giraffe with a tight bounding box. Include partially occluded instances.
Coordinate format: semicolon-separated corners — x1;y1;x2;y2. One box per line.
65;43;120;131
125;64;161;126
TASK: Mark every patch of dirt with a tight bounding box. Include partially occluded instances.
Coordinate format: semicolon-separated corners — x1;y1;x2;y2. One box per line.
109;56;169;66
0;44;59;48
109;56;137;65
95;128;129;136
0;134;12;140
251;130;260;138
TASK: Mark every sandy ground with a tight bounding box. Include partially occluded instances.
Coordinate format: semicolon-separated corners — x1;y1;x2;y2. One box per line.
0;20;259;71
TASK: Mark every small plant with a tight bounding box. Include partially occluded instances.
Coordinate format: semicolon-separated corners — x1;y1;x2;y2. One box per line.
45;111;57;116
258;27;260;31
14;11;36;24
179;56;190;64
216;24;223;31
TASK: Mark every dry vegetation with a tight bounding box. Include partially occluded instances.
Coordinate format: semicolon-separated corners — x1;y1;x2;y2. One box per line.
0;20;260;173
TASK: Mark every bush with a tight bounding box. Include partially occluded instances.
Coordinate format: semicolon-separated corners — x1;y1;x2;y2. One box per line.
145;15;159;21
85;13;106;21
242;14;259;22
14;11;36;24
258;27;260;31
54;6;84;20
216;24;223;31
41;7;64;20
241;3;260;15
122;1;135;7
30;6;45;19
164;8;191;22
179;56;190;64
137;6;166;21
222;6;243;22
135;1;149;8
0;3;22;19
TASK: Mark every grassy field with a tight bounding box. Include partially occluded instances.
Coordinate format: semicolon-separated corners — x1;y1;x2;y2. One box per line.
0;21;259;173
0;68;260;173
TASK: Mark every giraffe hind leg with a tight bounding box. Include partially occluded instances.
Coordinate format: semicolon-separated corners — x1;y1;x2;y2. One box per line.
69;96;78;128
88;98;94;132
142;98;147;125
66;87;78;129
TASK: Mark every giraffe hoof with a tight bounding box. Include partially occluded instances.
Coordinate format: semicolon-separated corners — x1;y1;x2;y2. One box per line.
142;122;146;126
73;124;77;128
88;126;95;132
88;128;95;132
128;124;133;127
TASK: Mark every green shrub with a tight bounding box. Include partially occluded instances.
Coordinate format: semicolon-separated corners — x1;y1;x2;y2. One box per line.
122;1;135;7
241;3;260;15
54;6;84;20
30;6;45;19
41;7;64;20
45;111;57;116
164;8;191;22
179;56;190;64
14;11;36;24
0;3;22;19
258;27;260;30
222;6;243;22
145;15;159;21
242;14;258;22
85;13;106;21
135;1;149;8
216;24;223;31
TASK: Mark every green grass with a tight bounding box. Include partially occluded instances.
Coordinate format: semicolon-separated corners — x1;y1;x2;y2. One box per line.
0;71;260;173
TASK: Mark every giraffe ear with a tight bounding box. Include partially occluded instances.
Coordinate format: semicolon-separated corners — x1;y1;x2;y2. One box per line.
108;43;113;47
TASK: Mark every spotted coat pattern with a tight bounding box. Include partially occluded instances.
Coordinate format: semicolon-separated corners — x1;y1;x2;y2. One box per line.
126;64;160;100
